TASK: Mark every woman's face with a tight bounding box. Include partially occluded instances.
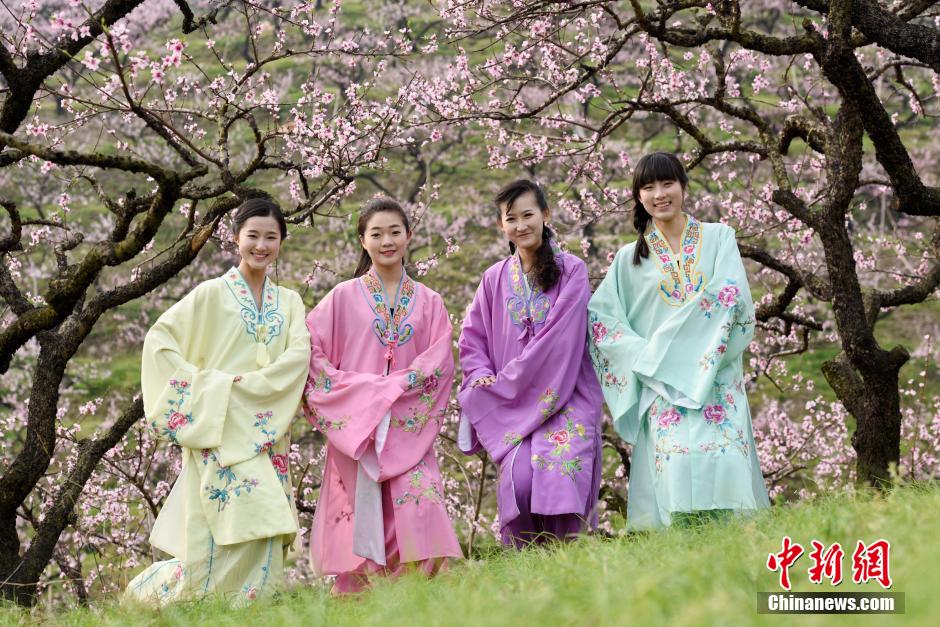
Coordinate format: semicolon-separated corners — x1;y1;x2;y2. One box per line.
235;215;282;272
499;191;549;255
638;179;685;223
360;210;411;273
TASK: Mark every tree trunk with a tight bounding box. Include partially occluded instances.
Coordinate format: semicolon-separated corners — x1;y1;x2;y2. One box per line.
822;351;906;486
0;334;66;605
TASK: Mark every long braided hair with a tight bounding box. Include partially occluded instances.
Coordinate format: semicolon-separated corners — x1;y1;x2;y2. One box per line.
495;179;561;293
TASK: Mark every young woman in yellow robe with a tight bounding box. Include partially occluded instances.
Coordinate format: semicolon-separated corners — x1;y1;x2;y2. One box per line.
125;198;310;605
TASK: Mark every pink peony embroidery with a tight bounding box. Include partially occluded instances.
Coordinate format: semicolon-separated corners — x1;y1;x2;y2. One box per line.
421;374;439;395
173;563;183;580
658;408;682;428
592;321;608;344
167;412;188;430
270;453;289;476
551;430;570;445
717;285;740;307
703;404;727;424
245;586;257;600
683;244;694;254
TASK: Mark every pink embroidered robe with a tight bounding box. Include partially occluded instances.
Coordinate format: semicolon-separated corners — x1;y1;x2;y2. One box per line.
303;270;462;575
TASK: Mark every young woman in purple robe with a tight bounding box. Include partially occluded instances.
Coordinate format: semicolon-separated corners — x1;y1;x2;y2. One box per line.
457;179;605;547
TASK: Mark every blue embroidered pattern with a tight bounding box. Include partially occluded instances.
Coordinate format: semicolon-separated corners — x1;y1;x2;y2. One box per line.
505;245;561;331
221;268;285;344
359;269;417;347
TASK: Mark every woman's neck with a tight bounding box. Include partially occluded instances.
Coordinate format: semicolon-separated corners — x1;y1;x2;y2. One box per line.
517;244;539;274
653;213;687;253
373;262;404;287
237;261;267;308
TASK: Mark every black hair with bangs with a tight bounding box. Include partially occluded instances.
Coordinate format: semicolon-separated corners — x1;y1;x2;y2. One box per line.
631;152;689;265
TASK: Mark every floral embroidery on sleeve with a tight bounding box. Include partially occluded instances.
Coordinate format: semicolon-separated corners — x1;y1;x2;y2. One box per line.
392;406;445;432
503;432;523;447
393;368;445;432
310;370;332;393
268;451;289;483
394;461;443;506
205;463;259;512
698;279;755;371
252;411;277;453
307;406;348;431
588;313;631;391
153;379;193;442
407;368;443;400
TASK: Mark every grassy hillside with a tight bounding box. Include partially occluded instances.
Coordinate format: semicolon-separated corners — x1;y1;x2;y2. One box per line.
3;483;936;626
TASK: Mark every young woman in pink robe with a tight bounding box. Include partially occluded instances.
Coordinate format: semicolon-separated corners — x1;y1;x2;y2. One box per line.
303;197;462;594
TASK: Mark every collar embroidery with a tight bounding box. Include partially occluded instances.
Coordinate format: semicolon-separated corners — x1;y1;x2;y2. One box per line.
645;215;703;307
221;267;285;344
506;252;553;335
359;269;417;349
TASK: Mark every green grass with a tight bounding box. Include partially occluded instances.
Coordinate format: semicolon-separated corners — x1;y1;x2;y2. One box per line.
4;483;937;626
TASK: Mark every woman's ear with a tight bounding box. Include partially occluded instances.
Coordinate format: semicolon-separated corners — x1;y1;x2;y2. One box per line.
542;207;552;224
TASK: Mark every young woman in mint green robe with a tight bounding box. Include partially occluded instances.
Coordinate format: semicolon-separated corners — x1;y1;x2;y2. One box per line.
588;153;770;530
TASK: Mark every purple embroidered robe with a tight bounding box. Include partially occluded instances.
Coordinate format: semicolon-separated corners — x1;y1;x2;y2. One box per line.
458;252;604;534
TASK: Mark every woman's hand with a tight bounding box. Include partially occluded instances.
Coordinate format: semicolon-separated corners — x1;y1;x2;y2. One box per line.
471;375;496;388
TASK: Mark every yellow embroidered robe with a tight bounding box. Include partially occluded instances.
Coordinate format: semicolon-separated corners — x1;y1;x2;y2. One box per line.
126;268;310;604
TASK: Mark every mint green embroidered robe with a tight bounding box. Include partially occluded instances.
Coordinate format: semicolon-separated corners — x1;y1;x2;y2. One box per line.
127;268;310;603
588;217;770;530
